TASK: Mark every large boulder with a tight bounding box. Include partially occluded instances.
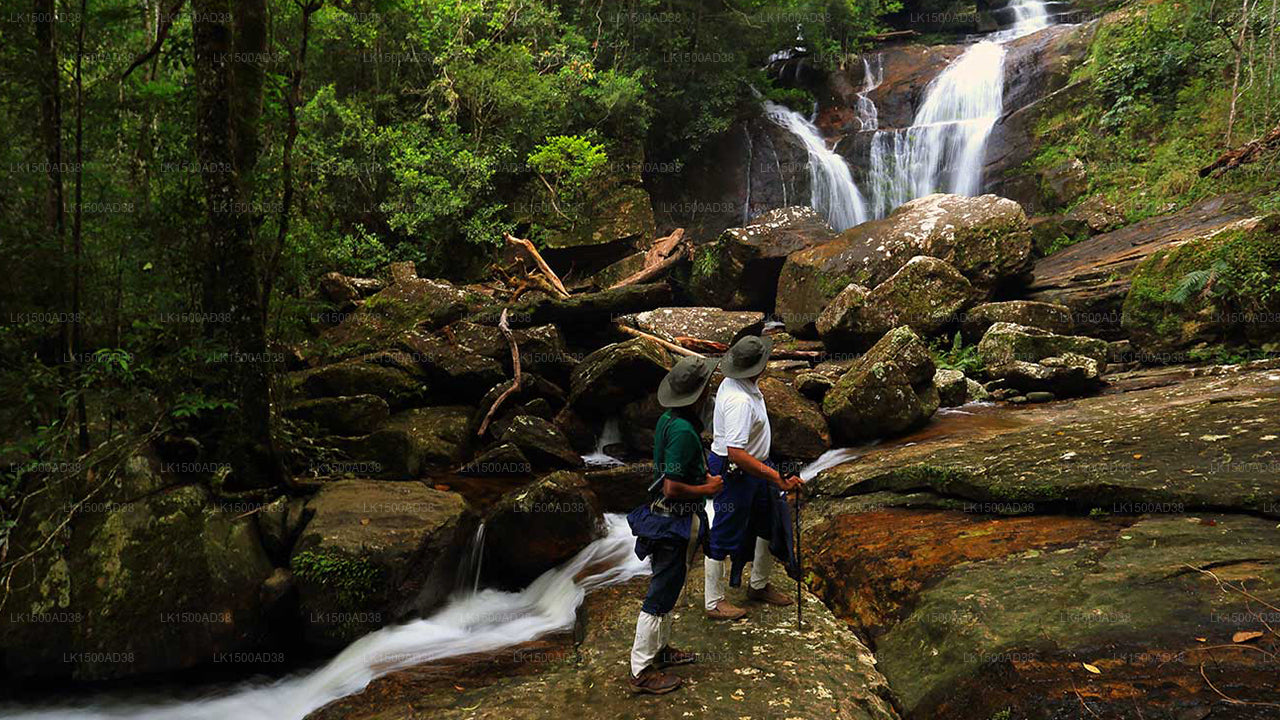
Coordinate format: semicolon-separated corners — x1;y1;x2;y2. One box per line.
823;327;939;443
292;480;475;649
1122;214;1279;354
619;307;765;345
322;271;490;356
778;194;1032;335
960;299;1074;344
818;257;979;351
284;394;390;436
568;338;671;416
289;353;427;409
482;470;605;588
688;206;839;309
334;406;472;479
978;322;1109;396
760;377;831;462
500;415;584;470
396;329;507;401
0;462;277;681
977;322;1109;369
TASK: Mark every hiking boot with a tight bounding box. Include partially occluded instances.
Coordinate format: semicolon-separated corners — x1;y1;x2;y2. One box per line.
656;645;697;668
705;600;748;621
746;583;794;606
630;665;682;695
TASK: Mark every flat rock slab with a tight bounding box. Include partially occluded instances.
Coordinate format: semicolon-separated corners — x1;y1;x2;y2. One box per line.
1025;195;1257;335
810;363;1280;516
307;563;899;720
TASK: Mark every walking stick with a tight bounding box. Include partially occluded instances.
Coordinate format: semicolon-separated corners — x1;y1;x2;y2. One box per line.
794;487;802;631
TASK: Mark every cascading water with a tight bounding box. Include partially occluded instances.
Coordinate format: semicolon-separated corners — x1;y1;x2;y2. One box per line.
762;100;869;231
2;516;648;720
581;417;624;467
455;522;487;595
855;55;883;132
862;0;1056;218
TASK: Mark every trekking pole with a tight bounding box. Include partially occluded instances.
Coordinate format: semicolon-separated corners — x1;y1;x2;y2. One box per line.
794;486;802;631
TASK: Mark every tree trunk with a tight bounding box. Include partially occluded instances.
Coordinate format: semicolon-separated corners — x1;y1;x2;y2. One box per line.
71;0;89;452
33;0;65;349
192;0;281;489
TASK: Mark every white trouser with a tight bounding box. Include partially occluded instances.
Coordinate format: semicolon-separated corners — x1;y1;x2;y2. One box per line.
704;537;773;610
630;514;700;677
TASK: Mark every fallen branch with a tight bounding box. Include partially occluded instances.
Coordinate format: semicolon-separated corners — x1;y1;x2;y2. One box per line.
616;324;702;357
505;233;570;299
643;228;685;267
674;335;823;361
870;29;919;42
609;243;688;290
1199;122;1280;177
477;309;522;437
1199;663;1280;709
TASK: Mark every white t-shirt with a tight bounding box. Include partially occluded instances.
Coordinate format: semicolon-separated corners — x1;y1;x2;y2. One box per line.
710;377;771;461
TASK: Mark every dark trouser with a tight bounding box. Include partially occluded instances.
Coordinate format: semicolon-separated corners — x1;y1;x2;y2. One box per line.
639;513;702;616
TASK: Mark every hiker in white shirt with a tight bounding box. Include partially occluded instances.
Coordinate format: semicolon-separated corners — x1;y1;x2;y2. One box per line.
703;335;802;620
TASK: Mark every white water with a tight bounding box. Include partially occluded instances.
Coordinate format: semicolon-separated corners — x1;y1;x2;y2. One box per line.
862;0;1054;219
454;522;486;595
798;447;866;482
763;100;869;231
581;417;624;467
855;55;883;132
2;515;648;720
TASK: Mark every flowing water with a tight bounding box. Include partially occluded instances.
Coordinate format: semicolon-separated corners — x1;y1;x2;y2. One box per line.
861;0;1055;218
581;417;624;467
1;516;648;720
763;100;869;231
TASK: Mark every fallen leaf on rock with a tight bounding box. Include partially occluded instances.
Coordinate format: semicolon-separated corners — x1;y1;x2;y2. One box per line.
1195;637;1207;642
1132;453;1143;459
1083;662;1101;674
360;518;370;526
1233;631;1264;643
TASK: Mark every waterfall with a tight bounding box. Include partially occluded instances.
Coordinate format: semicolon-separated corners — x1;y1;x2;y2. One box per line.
762;100;869;231
455;522;486;595
855;55;883;132
581;417;623;467
861;0;1055;219
1;515;648;720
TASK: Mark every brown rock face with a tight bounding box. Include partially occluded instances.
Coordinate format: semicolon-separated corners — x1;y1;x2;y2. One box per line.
960;299;1074;344
759;376;831;462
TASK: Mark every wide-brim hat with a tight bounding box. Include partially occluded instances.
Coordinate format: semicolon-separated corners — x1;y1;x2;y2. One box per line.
657;355;719;407
720;335;773;379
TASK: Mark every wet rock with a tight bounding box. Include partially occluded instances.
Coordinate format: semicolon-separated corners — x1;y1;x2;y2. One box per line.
687;206;838;309
965;377;989;402
334;406;472;479
994;353;1103;395
310;558;900;720
1027;195;1258;339
482;470;605;588
759;376;831;462
1061;196;1126;238
0;478;276;681
960;299;1074;344
1025;390;1055;403
778;194;1031;335
796;369;838;401
284;394;390;436
568;338;671;416
809;365;1280;517
445;321;574;381
501;415;584;470
1040;158;1088;209
292;480;474;649
823;327;938;443
875;513;1280;718
1121;214;1277;354
619;306;765;345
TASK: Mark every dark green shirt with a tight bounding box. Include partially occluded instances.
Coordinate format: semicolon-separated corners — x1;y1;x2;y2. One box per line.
653;409;705;484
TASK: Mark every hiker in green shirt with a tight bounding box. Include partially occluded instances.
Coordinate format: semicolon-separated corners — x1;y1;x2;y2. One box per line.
625;355;723;694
